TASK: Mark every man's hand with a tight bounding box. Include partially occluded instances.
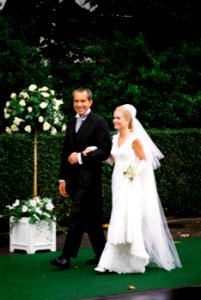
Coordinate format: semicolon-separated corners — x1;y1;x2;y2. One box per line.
68;152;79;164
59;181;68;197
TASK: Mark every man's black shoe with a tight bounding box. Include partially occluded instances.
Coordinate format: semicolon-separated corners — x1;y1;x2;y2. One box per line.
50;256;70;270
85;256;100;265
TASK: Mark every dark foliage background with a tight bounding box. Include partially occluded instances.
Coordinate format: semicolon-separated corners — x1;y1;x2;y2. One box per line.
0;0;201;131
0;1;201;224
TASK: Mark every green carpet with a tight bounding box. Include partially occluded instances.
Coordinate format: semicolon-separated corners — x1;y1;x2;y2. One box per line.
0;237;201;300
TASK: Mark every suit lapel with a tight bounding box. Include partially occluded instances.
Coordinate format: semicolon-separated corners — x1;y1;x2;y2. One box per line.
68;118;76;145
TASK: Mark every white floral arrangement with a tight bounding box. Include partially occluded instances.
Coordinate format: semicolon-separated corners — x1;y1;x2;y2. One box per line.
4;197;56;228
4;84;66;134
123;163;137;181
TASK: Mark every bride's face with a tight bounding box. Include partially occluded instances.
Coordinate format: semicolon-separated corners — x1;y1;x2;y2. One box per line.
113;110;129;130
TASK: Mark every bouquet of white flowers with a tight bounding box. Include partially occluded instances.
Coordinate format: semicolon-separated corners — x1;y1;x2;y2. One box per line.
123;163;137;181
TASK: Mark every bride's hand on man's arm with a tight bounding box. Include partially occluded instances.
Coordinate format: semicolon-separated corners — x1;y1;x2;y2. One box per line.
82;146;97;156
82;147;115;166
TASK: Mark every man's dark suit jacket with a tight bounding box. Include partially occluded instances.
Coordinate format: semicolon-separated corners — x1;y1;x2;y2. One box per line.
59;110;112;258
59;110;112;192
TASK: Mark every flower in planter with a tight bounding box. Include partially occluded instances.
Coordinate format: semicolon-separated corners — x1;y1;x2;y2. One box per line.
4;84;66;134
4;197;56;229
3;84;67;200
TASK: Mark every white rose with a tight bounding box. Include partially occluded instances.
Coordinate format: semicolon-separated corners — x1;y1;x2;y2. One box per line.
40;92;49;98
10;93;17;99
19;99;26;106
13;199;20;207
19;92;29;99
27;106;33;112
36;208;42;214
50;90;55;96
39;102;48;109
53;99;63;110
6;101;11;107
24;125;31;133
11;124;19;132
53;117;59;124
28;84;37;91
38;116;44;123
39;86;49;91
51;127;57;135
13;117;24;126
5;127;12;134
46;203;54;211
22;205;28;213
53;105;59;111
62;124;67;132
29;200;36;206
4;108;10;119
43;121;51;131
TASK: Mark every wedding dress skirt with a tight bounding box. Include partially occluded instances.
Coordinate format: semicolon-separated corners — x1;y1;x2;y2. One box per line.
96;134;182;274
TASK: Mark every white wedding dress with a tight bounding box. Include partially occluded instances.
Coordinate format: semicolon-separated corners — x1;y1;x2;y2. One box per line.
96;133;182;274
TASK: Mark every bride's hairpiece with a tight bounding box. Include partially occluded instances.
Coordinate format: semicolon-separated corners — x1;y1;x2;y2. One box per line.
122;104;164;169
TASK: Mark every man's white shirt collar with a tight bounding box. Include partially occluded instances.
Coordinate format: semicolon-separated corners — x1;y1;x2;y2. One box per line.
76;109;91;120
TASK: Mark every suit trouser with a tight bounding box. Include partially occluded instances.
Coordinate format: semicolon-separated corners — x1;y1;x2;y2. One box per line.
62;188;106;258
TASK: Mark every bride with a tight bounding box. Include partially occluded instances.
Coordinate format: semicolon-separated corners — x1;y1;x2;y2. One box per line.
83;104;182;274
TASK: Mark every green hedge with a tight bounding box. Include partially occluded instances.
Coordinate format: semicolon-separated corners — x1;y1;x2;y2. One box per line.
0;129;201;225
1;20;201;132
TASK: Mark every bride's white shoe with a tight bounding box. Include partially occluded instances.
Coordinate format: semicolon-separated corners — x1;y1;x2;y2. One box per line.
94;266;107;273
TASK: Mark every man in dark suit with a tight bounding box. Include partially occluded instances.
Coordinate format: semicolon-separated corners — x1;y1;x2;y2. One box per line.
50;87;112;270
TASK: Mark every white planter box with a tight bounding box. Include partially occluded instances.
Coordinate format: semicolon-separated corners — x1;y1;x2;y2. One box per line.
10;217;56;254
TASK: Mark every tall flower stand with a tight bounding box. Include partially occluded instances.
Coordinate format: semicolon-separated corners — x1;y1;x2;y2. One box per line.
9;217;56;254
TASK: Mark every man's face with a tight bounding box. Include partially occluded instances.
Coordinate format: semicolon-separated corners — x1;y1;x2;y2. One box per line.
73;91;93;116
